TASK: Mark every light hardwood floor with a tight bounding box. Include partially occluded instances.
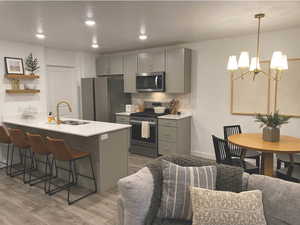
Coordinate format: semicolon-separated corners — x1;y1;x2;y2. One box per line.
0;154;153;225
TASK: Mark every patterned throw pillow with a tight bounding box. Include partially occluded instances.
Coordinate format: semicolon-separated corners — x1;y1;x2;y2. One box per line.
190;187;267;225
158;160;217;220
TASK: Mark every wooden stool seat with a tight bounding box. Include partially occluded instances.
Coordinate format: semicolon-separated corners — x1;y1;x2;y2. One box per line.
70;149;90;160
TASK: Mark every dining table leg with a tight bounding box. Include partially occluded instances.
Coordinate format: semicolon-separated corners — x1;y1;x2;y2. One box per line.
262;152;274;177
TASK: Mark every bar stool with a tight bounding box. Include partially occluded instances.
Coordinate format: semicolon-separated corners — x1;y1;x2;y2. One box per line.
0;126;12;175
27;133;53;193
8;128;33;183
46;136;97;205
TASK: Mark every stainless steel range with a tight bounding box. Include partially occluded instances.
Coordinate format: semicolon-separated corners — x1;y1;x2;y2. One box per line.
130;108;167;157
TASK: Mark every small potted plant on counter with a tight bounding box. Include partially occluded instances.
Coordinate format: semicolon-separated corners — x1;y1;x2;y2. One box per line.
255;111;291;142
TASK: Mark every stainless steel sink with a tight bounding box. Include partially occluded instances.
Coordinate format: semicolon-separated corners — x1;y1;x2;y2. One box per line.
61;120;89;125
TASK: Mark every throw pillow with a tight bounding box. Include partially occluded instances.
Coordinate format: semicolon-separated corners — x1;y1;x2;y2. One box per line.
118;167;154;225
158;160;217;220
190;187;267;225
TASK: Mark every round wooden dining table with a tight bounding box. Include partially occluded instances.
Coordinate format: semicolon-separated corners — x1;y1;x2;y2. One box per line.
228;133;300;177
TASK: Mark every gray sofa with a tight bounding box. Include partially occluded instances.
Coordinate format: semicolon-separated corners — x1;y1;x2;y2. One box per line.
117;154;300;225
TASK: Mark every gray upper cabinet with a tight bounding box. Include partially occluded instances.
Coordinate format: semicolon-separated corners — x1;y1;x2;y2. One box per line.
110;55;124;75
166;48;192;93
96;47;192;94
96;55;123;76
96;55;110;76
138;49;165;73
124;54;137;93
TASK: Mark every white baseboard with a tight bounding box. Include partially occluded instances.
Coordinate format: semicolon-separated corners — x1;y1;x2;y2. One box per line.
191;151;215;160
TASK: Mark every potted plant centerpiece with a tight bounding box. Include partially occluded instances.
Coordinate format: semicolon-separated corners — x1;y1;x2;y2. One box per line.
255;111;291;142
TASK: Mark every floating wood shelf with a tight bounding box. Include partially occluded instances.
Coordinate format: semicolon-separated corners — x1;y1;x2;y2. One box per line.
5;74;40;79
6;89;40;94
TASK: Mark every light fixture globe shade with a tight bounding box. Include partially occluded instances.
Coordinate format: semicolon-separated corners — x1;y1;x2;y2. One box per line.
249;57;261;71
238;52;250;68
85;20;96;26
279;54;288;70
139;34;148;40
270;51;283;69
227;56;238;71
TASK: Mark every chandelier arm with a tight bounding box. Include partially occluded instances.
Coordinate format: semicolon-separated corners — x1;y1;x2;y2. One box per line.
256;16;261;69
261;70;277;80
232;71;251;80
274;70;281;81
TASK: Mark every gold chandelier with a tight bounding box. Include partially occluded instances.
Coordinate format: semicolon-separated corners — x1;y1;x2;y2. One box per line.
227;13;288;81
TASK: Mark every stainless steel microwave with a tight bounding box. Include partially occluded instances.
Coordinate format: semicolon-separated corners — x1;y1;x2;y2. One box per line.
136;72;165;92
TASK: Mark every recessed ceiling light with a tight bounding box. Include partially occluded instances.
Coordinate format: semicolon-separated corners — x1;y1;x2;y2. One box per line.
139;34;148;40
85;20;96;26
35;33;46;39
91;43;99;49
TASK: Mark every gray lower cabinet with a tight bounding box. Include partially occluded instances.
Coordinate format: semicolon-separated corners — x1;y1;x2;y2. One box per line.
116;115;131;149
158;117;191;155
116;115;130;124
165;48;192;93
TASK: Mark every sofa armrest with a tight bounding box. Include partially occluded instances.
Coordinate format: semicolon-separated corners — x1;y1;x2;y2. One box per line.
248;174;300;225
242;172;250;191
117;196;124;225
118;167;154;225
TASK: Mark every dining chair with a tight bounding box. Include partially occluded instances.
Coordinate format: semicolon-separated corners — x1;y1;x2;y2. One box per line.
224;125;261;168
212;135;259;174
276;153;300;182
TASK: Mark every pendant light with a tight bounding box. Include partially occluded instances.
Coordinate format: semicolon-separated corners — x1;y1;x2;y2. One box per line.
227;13;288;80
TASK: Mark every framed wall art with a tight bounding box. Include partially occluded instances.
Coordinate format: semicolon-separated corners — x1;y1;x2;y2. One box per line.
4;57;24;75
231;58;300;117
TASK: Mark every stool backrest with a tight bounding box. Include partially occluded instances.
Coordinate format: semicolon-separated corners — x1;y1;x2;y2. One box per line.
0;126;11;144
46;137;73;161
8;128;30;148
27;133;50;155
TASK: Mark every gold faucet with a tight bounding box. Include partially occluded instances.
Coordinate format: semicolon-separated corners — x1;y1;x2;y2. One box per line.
56;100;72;124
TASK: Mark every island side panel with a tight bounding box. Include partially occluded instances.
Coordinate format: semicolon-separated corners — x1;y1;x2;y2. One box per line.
98;128;129;193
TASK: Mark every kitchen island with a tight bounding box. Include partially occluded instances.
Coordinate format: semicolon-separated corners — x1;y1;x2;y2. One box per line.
3;115;131;193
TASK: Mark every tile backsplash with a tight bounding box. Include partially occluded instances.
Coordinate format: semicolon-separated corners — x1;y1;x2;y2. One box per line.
131;93;191;112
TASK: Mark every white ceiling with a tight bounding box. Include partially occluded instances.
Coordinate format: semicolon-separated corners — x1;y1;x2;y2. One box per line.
0;1;300;53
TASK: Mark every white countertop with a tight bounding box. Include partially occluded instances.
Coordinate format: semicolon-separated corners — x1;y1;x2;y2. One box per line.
115;112;131;116
158;113;192;120
115;112;192;120
3;116;131;137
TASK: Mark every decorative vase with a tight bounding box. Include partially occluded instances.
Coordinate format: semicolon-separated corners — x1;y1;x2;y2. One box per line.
263;126;280;142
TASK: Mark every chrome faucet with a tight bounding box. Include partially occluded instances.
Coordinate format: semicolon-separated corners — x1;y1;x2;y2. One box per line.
56;100;72;124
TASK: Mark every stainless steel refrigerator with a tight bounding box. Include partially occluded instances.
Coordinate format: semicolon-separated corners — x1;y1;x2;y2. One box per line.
81;76;131;122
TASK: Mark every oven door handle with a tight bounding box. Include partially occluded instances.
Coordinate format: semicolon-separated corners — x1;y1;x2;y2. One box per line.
130;120;156;125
